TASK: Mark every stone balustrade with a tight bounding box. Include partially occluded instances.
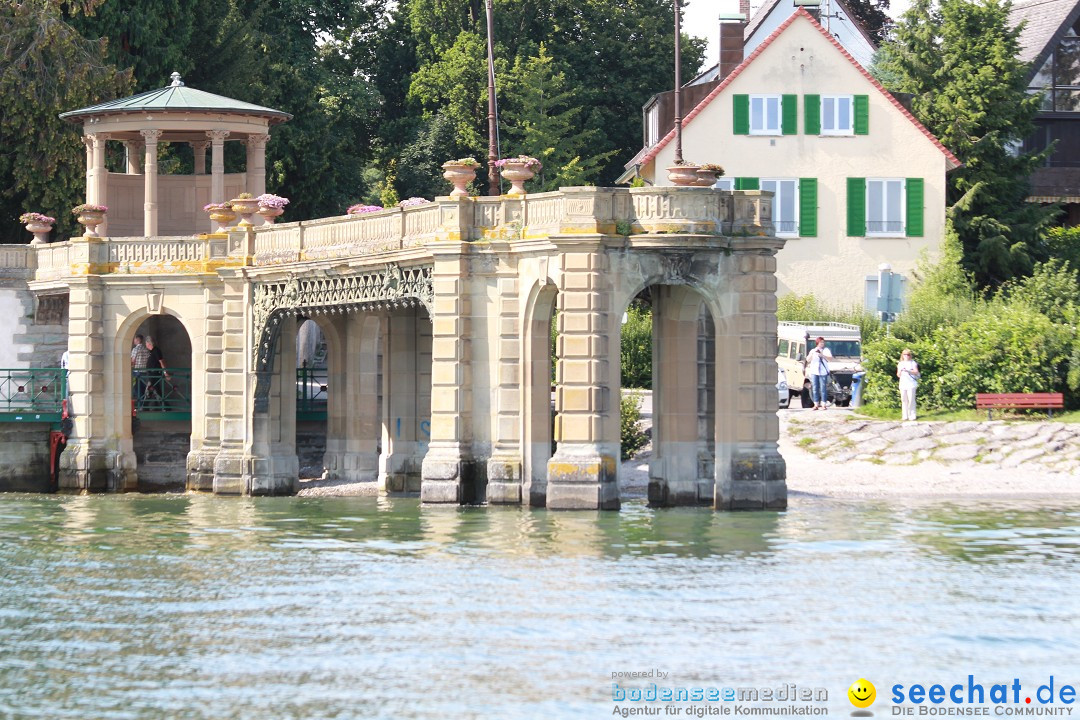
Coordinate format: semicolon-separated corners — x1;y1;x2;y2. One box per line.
0;186;774;279
250;187;773;266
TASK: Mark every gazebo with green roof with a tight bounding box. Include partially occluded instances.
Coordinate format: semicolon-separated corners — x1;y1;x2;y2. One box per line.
60;73;291;237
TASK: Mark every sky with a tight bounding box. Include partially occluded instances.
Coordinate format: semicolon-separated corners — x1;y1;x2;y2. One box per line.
686;0;910;66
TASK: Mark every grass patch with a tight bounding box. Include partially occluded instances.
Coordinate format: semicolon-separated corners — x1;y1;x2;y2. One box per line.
797;437;817;448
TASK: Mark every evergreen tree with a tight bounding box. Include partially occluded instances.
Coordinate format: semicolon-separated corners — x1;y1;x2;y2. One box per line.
0;0;131;242
843;0;892;45
500;44;614;191
875;0;1057;287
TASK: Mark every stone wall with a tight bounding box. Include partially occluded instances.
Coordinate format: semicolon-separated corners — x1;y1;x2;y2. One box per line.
297;420;328;478
132;421;191;491
0;423;55;492
0;284;67;368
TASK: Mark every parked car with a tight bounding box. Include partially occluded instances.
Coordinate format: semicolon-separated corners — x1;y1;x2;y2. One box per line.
777;363;789;409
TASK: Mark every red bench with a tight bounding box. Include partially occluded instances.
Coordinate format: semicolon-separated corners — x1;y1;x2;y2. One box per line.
975;392;1065;420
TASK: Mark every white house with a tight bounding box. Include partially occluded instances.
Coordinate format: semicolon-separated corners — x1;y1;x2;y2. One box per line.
629;9;961;308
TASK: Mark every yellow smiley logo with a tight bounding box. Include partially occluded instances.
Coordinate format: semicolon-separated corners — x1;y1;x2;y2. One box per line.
848;679;876;709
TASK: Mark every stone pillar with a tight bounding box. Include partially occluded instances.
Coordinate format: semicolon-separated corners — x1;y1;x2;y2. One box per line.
243;314;299;495
90;133;109;237
141;129;162;238
649;285;710;506
546;245;619;510
714;250;787;510
58;277;136;491
207;130;229;232
83;136;94;203
421;247;480;504
187;275;227;491
381;308;431;495
487;255;525;504
124;140;142;174
245;134;268;197
324;313;381;481
206;270;249;494
191;141;209;175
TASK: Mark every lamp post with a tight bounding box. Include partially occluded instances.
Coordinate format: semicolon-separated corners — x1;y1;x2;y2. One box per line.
486;0;499;195
674;0;683;164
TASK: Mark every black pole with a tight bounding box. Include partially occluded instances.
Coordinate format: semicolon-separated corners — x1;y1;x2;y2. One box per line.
674;0;683;164
486;0;499;195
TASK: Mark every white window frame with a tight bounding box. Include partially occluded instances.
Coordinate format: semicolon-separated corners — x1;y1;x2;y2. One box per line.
750;95;782;135
866;178;906;237
646;102;660;147
821;94;854;135
712;177;734;191
761;177;799;237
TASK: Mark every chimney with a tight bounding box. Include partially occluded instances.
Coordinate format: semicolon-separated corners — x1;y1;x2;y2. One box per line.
718;13;747;81
739;0;750;18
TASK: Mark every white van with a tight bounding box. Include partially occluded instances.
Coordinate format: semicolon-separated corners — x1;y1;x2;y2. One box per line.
777;321;863;408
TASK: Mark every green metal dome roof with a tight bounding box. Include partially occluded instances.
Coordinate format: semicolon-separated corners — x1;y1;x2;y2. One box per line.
59;73;292;124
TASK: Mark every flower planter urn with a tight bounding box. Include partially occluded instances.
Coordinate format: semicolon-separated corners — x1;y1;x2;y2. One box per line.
206;207;238;233
257;206;285;224
25;221;54;245
230;197;259;227
442;162;477;198
667;165;701;186
76;211;106;238
499;162;536;195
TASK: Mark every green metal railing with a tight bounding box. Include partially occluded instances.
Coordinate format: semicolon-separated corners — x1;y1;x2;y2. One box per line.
0;368;66;422
134;368;191;420
297;365;327;421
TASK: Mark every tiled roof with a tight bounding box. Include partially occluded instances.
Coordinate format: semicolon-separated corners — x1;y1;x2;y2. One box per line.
60;83;291;123
1011;0;1080;74
635;9;961;170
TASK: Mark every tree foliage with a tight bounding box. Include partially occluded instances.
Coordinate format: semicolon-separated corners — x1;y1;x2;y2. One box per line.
874;0;1057;287
0;0;131;241
843;0;892;45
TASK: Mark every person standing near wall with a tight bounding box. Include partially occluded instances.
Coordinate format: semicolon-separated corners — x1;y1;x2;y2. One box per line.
804;336;833;410
896;348;920;422
131;334;150;408
144;337;169;406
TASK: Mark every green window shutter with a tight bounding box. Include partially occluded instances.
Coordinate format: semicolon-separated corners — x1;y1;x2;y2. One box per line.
905;178;924;237
847;177;866;236
804;94;821;135
854;95;869;135
733;95;750;135
735;177;760;191
799;178;818;237
782;94;798;135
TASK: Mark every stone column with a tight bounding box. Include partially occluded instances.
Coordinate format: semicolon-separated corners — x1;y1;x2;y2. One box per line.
58;277;136;491
124;140;143;174
381;309;432;495
191;141;209;175
486;252;525;504
207;130;229;232
650;285;709;506
714;249;787;510
205;270;249;494
141;129;162;238
244;314;299;495
325;313;381;481
90;133;109;237
421;246;480;504
83;136;94;203
545;244;619;510
245;134;268;196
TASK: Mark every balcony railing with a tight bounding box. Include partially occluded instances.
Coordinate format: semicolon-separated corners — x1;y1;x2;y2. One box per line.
0;368;66;421
297;365;328;419
133;368;191;419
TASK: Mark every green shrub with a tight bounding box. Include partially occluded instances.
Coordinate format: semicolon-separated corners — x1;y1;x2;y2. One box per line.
621;304;653;389
1044;226;1080;269
620;391;648;460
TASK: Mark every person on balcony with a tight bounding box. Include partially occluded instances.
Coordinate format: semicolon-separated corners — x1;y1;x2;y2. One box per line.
131;334;150;408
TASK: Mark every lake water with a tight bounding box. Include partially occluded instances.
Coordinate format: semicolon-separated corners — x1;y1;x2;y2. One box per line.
1;493;1079;719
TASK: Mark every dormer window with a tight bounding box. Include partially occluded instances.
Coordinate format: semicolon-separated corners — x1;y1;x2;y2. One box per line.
646;102;660;146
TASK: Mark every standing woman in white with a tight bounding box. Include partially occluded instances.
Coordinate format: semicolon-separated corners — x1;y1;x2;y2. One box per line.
896;348;921;421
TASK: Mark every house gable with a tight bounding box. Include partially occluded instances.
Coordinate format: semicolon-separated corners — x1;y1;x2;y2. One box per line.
1012;0;1080;79
637;9;959;174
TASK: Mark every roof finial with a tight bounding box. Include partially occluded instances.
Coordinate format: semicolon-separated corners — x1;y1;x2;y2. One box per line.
170;72;184;87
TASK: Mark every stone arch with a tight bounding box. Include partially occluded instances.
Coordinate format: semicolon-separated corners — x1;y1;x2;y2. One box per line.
117;308;196;491
521;277;560;507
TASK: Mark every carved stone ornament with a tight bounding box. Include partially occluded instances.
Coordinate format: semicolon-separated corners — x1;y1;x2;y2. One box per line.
251;263;434;412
